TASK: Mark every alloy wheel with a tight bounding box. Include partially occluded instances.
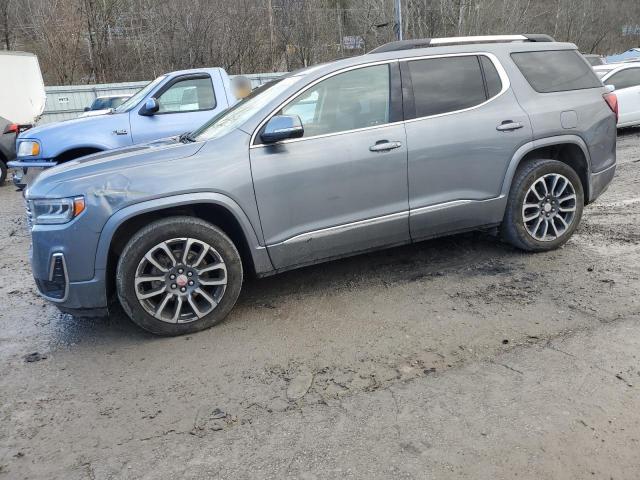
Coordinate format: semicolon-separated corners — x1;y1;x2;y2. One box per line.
134;237;227;323
522;173;577;242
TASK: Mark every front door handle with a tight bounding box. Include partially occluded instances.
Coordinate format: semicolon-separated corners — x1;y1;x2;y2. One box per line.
369;141;402;152
496;121;523;132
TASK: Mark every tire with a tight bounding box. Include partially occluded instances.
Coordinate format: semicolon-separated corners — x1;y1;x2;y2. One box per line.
501;159;584;251
0;161;6;185
116;216;243;336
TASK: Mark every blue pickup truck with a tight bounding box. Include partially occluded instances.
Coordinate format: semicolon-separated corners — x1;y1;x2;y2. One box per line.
9;67;241;187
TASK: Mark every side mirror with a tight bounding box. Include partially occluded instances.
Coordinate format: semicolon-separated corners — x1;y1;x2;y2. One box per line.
83;107;91;112
260;115;304;144
605;84;615;93
140;97;159;116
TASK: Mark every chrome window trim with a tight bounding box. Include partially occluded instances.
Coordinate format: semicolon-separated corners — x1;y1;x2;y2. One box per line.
250;52;510;148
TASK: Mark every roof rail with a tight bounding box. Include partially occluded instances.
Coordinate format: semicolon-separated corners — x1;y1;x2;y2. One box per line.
368;34;555;54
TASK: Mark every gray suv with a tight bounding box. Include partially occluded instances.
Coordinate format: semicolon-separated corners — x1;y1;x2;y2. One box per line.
25;35;617;336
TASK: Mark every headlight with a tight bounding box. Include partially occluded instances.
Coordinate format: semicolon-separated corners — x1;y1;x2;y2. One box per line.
29;197;85;225
17;140;41;157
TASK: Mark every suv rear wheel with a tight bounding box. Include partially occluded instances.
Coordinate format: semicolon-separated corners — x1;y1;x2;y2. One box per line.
116;216;243;336
501;159;584;251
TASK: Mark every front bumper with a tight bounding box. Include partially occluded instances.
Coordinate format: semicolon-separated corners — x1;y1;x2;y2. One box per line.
7;159;57;188
588;163;616;203
32;251;109;316
28;209;109;317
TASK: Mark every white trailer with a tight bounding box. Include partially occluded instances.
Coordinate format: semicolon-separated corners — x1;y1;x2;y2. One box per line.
0;51;46;125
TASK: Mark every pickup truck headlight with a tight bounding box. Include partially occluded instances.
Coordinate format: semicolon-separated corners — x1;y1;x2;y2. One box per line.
29;197;85;225
17;140;41;157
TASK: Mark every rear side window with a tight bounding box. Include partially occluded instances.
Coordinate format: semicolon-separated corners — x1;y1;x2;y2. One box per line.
606;68;640;90
407;56;489;117
511;50;601;93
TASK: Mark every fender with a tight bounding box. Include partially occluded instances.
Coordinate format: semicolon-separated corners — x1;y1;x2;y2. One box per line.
94;192;274;275
500;134;591;197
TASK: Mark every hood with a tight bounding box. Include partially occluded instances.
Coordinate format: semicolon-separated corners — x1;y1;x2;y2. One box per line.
28;138;203;197
23;112;125;139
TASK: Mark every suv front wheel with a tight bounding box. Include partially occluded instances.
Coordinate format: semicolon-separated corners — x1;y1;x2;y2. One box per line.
116;216;243;336
502;159;584;251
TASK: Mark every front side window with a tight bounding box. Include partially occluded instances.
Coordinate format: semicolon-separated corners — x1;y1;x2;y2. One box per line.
408;55;488;118
156;77;216;113
607;68;640;90
280;64;390;138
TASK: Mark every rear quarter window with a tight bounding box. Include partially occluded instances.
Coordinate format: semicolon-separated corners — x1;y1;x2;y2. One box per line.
511;50;602;93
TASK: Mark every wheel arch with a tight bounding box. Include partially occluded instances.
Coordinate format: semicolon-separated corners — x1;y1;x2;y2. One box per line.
501;136;591;204
96;193;273;298
53;146;105;164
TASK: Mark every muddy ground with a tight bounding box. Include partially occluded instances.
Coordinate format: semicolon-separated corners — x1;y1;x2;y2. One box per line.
1;131;639;479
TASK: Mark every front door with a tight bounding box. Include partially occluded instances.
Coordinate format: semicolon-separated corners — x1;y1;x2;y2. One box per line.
402;54;532;240
129;74;224;144
250;63;410;269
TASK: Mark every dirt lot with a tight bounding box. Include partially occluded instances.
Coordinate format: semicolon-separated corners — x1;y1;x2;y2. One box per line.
1;131;640;479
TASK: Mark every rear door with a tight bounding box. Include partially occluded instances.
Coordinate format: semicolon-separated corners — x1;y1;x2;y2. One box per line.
605;67;640;126
250;62;410;269
402;54;532;240
129;74;225;143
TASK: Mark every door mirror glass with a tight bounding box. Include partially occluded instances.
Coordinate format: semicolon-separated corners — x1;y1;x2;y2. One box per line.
141;97;159;116
261;115;304;143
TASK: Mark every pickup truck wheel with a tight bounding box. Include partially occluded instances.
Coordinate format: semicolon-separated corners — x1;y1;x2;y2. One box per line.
116;216;243;336
501;159;584;251
0;161;6;185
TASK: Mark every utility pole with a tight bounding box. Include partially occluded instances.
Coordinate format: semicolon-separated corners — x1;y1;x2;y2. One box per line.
268;0;274;71
394;0;403;41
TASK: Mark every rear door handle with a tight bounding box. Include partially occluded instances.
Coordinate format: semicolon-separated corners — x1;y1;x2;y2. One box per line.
496;121;523;132
369;141;402;152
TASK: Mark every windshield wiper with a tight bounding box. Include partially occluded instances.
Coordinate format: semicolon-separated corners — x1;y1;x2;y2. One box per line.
179;132;196;143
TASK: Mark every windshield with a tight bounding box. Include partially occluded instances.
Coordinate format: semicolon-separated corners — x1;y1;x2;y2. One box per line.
193;76;302;141
113;75;166;113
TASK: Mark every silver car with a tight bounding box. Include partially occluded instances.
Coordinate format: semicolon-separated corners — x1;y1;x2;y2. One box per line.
25;34;617;336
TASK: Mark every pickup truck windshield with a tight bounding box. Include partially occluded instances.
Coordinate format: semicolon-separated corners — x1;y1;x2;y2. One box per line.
113;75;167;113
193;76;301;141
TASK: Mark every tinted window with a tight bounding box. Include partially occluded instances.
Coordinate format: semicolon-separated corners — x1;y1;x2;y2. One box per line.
480;56;502;98
607;68;640;90
157;77;216;113
511;50;601;93
408;56;487;117
281;64;390;138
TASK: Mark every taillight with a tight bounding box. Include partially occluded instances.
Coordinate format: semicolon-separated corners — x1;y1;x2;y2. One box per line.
3;123;18;134
603;92;618;122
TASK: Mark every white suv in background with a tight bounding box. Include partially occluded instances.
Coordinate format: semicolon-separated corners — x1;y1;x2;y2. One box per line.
594;63;640;128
